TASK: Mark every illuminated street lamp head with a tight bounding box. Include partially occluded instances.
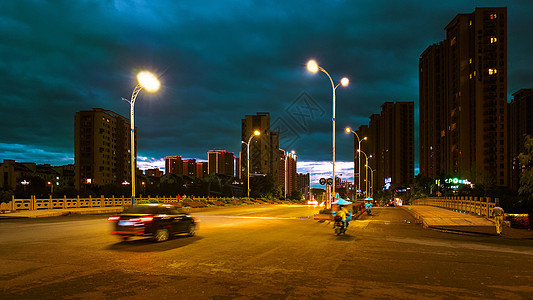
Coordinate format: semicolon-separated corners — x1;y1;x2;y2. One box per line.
307;59;319;74
137;71;160;92
254;130;261;136
357;149;361;153
341;77;349;87
291;150;295;154
363;137;368;140
345;127;351;133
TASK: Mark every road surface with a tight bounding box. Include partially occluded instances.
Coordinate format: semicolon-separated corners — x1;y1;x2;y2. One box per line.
1;205;532;299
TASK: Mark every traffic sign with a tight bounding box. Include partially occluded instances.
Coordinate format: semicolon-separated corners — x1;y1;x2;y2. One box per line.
319;178;326;185
326;178;333;186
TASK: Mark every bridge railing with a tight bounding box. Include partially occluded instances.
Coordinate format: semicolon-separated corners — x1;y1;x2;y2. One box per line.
412;196;499;218
4;195;251;212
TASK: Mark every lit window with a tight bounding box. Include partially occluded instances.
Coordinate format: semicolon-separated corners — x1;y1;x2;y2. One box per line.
469;58;472;64
490;37;497;43
490;13;497;19
488;68;497;75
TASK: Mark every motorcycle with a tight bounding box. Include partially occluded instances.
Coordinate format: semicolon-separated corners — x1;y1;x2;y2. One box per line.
364;200;373;215
333;216;347;235
365;204;372;215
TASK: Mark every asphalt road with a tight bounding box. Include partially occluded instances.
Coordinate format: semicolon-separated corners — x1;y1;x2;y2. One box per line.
1;205;532;299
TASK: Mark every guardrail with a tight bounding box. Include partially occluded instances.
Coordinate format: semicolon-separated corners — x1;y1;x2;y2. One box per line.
412;196;499;218
2;195;278;212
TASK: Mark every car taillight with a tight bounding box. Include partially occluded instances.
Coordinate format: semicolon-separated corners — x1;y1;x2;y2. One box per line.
139;216;154;222
108;216;120;221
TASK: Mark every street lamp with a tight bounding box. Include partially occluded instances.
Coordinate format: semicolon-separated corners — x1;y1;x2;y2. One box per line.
21;180;30;197
123;70;160;205
358;149;372;198
345;127;367;200
365;165;375;198
242;130;261;198
307;59;349;208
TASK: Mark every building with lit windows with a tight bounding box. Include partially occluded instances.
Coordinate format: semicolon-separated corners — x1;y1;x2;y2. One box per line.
509;89;533;190
207;150;235;177
241;112;280;180
74;108;132;190
279;149;297;196
356;102;414;192
419;7;508;187
165;156;183;175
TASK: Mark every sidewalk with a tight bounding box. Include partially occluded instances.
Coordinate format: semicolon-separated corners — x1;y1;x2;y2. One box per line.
403;205;533;238
0;207;124;219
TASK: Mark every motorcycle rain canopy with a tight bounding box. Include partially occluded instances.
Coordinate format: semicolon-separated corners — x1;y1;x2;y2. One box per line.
332;198;352;205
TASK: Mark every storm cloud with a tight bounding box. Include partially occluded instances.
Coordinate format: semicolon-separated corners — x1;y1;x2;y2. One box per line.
1;0;531;186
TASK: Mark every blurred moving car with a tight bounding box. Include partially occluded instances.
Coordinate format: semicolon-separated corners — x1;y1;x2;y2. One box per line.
307;200;318;206
108;204;198;242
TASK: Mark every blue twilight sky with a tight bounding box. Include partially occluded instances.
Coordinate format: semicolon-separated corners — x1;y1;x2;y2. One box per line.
1;0;532;187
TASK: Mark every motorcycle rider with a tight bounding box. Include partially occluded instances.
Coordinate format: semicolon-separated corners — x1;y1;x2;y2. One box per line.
334;205;351;228
365;200;372;214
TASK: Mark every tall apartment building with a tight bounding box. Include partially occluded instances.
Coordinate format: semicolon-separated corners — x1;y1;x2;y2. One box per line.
182;159;197;177
207;150;235;177
419;7;508;187
296;172;310;198
74;108;132;190
196;162;208;178
241;112;279;181
509;89;533;190
235;156;241;179
279;149;297;196
165;156;183;175
357;102;415;192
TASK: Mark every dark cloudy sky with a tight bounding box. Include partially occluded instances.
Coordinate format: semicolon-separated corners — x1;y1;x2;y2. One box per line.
1;0;531;185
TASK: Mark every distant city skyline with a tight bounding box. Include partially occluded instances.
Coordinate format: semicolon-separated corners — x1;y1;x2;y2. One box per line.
1;1;532;190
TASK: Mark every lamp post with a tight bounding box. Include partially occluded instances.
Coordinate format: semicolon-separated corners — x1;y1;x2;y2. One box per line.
47;181;53;197
358;149;372;198
123;71;160;206
345;127;367;200
366;165;375;198
21;180;30;197
242;130;261;198
307;59;349;208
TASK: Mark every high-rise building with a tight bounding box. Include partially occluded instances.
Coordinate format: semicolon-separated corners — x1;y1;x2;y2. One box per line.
196;162;208;178
74;108;132;190
182;159;197;177
419;7;508;187
207;150;235;177
279;149;297;196
509;89;533;190
296;172;310;198
241;112;279;180
165;156;183;175
357;102;415;192
235;156;241;179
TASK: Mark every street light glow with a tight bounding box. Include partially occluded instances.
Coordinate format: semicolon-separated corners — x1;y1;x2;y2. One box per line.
137;71;160;92
254;130;261;136
341;77;349;87
307;60;319;73
345;127;351;133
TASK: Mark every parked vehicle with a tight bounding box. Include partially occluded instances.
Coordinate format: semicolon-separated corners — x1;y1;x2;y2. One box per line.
108;204;198;242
